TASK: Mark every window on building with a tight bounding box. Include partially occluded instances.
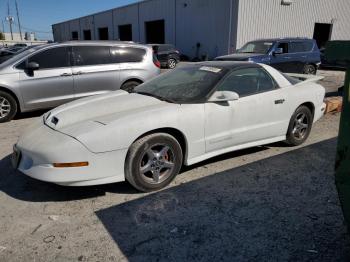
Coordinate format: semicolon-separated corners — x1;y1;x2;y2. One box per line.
98;27;109;40
110;47;146;63
216;68;276;97
118;24;132;41
83;30;92;40
73;46;111;66
21;47;71;70
71;31;79;40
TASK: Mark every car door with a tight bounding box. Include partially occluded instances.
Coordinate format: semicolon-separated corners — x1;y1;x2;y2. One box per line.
71;45;120;99
270;41;294;72
205;67;289;153
17;46;74;111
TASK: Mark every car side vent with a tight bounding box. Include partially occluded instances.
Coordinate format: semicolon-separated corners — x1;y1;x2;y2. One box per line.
51;117;59;125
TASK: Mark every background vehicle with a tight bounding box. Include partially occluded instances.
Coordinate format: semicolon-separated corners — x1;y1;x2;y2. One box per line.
14;62;326;192
0;41;160;122
0;46;30;64
215;38;321;74
150;44;180;69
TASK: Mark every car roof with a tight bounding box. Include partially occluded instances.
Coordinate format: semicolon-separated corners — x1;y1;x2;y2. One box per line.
55;41;150;48
191;61;261;70
251;37;314;42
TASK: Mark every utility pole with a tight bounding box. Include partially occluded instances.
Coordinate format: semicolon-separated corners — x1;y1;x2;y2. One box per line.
6;1;14;40
15;0;22;40
1;20;5;33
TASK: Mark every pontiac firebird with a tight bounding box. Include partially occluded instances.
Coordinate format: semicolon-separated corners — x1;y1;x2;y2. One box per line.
12;62;326;192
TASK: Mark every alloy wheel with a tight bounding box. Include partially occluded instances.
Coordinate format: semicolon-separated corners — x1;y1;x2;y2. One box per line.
292;113;309;140
139;144;175;184
168;59;177;69
0;96;11;119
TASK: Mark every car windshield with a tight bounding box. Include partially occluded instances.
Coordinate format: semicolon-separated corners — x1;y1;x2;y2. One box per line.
238;41;274;54
0;45;44;65
133;65;228;103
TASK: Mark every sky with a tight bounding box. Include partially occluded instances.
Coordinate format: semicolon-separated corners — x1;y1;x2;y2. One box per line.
0;0;141;40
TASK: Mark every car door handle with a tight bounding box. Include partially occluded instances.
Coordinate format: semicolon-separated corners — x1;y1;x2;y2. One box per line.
72;71;84;76
275;99;285;104
60;73;72;77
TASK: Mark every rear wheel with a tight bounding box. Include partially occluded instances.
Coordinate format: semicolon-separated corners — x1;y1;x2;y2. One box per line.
286;106;313;146
167;58;177;69
303;64;317;75
120;81;142;93
0;91;17;123
125;133;183;192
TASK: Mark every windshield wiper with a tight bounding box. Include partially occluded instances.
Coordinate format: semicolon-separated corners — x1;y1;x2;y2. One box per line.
134;91;176;103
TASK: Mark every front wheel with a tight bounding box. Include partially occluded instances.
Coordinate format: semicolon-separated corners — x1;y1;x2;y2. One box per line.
286;106;313;146
120;81;141;93
125;133;183;192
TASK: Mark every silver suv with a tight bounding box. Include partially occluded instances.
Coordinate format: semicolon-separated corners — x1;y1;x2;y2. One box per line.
0;41;160;122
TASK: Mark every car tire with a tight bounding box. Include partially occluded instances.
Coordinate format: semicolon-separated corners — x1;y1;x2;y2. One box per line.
167;58;177;69
0;91;17;123
286;106;313;146
125;133;183;192
120;81;141;93
303;64;317;75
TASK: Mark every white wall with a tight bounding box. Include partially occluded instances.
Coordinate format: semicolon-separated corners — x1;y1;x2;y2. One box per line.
175;0;238;59
236;0;350;48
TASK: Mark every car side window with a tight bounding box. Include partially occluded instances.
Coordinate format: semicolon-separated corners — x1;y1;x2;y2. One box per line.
19;47;70;70
110;47;146;63
290;41;313;53
216;68;276;97
73;46;111;66
277;42;289;53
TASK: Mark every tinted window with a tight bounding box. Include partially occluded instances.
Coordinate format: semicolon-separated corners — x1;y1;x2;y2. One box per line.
277;42;289;53
216;67;276;96
22;47;70;70
289;41;313;53
73;46;111;66
110;47;146;63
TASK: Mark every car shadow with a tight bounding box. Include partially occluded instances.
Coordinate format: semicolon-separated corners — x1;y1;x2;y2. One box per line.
94;138;350;261
0;145;268;202
13;109;48;120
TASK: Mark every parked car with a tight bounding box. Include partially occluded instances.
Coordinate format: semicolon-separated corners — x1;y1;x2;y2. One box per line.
13;61;326;192
215;38;321;74
150;44;180;69
320;46;347;69
0;41;161;122
0;45;30;64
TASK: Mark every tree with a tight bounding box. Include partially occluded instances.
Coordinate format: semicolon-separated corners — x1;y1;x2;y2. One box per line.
0;32;4;40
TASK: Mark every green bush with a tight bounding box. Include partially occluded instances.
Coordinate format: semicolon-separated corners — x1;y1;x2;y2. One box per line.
0;32;4;40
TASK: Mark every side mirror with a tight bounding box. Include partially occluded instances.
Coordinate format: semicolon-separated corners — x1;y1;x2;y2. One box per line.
26;62;39;71
273;48;283;56
208;91;239;103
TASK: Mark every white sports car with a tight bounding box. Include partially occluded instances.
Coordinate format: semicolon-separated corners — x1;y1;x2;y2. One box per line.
12;62;326;192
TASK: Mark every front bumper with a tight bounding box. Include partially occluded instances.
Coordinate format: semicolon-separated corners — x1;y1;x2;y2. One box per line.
14;121;128;186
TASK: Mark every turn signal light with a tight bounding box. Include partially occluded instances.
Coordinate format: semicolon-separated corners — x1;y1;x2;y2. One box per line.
53;162;89;168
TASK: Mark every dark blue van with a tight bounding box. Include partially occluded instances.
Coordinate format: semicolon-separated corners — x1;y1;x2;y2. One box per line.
215;38;321;74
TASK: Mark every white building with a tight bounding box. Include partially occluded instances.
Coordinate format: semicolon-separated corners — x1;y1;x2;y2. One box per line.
52;0;350;59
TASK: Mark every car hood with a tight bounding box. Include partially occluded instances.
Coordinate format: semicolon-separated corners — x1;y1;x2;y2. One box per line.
215;53;264;61
45;90;169;131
